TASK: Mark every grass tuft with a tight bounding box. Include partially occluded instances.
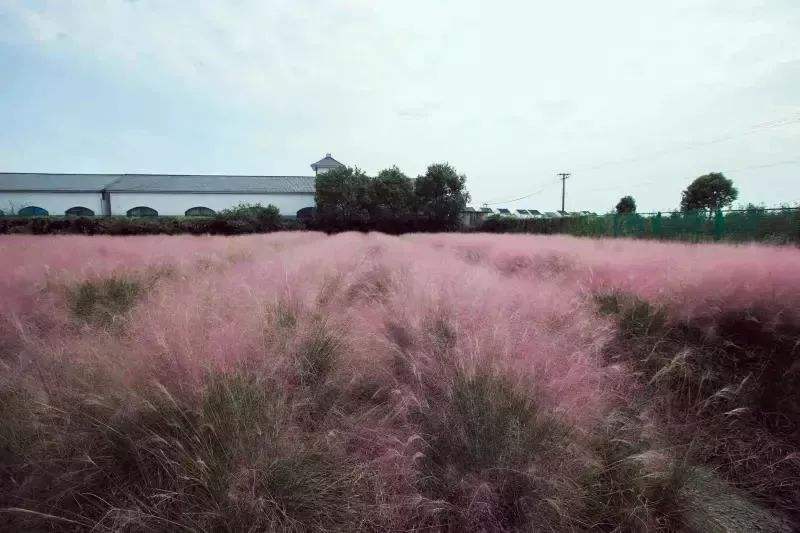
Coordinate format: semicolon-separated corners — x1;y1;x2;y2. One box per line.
67;276;143;326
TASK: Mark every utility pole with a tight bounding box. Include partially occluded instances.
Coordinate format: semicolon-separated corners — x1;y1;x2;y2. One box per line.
557;172;570;213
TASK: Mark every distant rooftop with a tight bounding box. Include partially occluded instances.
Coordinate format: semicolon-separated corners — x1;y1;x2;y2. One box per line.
107;175;315;194
0;173;315;194
310;153;344;171
0;173;120;192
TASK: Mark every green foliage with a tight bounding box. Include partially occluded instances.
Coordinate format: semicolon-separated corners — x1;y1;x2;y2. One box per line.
595;292;667;339
311;162;471;232
314;166;371;224
217;202;281;228
680;172;738;211
416;370;569;529
68;276;143;326
414;163;470;229
615;195;636;214
582;412;688;530
598;291;800;519
0;213;294;235
478;208;800;244
298;323;340;386
368;166;415;217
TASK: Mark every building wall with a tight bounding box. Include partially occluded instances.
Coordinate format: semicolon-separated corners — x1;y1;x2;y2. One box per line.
0;191;104;215
109;192;315;216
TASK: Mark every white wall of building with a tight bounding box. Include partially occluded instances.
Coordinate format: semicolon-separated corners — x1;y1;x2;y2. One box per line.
0;192;104;215
109;192;315;216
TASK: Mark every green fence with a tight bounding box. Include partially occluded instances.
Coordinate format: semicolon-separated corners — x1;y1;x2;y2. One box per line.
604;208;800;242
480;208;800;244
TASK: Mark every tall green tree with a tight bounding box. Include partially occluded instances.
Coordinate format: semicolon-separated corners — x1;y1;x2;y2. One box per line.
615;195;636;214
680;172;738;212
414;163;470;229
315;166;371;224
368;166;415;218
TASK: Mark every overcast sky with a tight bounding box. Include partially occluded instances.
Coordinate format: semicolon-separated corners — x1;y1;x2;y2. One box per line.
1;0;798;212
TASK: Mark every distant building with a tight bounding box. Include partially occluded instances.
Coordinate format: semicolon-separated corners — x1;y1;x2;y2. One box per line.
310;153;345;175
0;154;343;218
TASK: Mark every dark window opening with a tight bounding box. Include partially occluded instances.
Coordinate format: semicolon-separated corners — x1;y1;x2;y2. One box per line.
65;206;95;216
19;206;49;217
185;206;216;216
126;206;158;217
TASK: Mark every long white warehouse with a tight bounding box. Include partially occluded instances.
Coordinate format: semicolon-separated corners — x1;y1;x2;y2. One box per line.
0;154;344;217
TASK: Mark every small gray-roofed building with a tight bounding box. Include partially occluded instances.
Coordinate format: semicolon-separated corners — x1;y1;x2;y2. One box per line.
310;153;345;175
544;211;561;218
460;206;481;227
497;208;512;215
516;209;529;215
527;209;542;216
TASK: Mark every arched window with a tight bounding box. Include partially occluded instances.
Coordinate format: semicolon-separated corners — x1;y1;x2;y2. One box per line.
19;206;49;217
65;206;95;216
126;206;158;217
185;206;216;216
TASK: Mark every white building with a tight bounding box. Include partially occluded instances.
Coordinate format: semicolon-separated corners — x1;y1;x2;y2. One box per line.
0;154;344;217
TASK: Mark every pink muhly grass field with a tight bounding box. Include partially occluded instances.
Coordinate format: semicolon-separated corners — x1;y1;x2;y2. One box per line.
1;232;799;531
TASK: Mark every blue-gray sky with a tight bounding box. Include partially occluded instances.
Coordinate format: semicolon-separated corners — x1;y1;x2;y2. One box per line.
1;0;798;212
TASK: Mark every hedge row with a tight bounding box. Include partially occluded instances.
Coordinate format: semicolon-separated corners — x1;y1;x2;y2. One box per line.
0;216;297;236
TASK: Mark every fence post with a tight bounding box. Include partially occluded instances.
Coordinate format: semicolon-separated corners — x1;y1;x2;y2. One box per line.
714;209;724;241
654;212;662;239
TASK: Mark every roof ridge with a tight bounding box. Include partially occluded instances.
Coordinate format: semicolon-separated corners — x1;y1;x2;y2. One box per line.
0;172;315;178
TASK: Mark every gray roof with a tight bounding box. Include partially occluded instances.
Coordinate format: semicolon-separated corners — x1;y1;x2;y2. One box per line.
527;209;542;215
480;207;493;213
310;154;344;171
0;173;119;192
0;173;315;194
106;175;315;193
516;209;529;214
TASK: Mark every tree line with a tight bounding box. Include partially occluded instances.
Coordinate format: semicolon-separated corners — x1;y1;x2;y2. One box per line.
615;172;739;214
309;163;470;233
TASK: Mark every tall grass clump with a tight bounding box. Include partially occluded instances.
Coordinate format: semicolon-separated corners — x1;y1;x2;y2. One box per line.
67;275;143;326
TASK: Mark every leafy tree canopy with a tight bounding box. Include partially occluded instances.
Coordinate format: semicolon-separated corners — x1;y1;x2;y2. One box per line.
615;195;636;214
368;166;415;216
414;163;470;228
680;172;738;212
315;166;371;222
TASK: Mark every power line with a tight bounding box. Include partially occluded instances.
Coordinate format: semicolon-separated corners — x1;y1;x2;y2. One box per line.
475;112;800;207
580;158;800;196
482;178;560;206
574;113;800;172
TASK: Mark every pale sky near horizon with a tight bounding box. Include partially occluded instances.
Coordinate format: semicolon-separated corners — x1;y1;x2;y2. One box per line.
1;0;798;213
